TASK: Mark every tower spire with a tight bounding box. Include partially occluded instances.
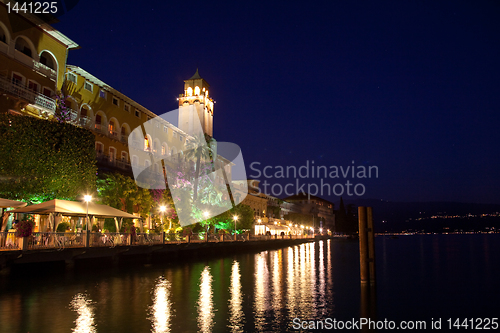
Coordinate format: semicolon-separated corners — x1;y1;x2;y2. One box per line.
189;68;202;80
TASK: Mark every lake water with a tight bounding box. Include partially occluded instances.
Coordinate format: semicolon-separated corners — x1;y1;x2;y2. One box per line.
0;234;499;332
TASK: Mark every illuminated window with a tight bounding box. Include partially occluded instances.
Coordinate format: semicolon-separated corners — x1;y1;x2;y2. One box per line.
187;87;193;96
194;86;200;95
144;136;151;151
108;120;115;134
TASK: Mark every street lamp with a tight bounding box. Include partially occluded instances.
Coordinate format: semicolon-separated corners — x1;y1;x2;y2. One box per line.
233;215;238;236
84;195;92;231
258;219;261;223
159;205;166;230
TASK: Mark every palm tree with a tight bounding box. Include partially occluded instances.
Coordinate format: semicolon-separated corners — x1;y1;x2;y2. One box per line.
184;134;215;202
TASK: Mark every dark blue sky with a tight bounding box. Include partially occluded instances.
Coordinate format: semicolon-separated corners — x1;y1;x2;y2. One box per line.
54;1;500;204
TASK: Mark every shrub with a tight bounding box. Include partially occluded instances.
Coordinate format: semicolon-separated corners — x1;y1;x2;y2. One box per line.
16;220;33;237
56;222;70;232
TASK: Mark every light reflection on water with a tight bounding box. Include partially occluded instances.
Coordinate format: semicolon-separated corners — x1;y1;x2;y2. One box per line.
228;260;244;332
197;266;214;333
253;252;269;331
1;236;499;332
70;293;96;333
149;277;173;333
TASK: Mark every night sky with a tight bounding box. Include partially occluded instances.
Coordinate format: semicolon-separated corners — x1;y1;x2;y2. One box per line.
53;1;500;204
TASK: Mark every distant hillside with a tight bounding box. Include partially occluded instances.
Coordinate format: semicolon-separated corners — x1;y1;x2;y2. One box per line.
337;199;500;233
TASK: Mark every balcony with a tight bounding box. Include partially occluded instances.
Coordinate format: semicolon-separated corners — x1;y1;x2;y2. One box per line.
96;152;132;172
0;75;56;113
94;122;108;134
13;50;57;81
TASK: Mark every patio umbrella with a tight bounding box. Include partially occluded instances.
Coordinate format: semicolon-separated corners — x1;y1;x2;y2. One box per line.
0;198;27;208
0;198;26;231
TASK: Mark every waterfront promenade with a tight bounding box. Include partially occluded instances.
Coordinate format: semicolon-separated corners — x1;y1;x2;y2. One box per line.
0;231;324;269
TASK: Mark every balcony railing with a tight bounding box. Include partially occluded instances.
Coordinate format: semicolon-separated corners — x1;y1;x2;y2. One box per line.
96;152;132;172
14;50;57;81
0;76;56;112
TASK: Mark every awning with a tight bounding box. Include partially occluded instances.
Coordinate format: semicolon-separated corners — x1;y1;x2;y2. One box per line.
0;198;28;208
10;199;137;219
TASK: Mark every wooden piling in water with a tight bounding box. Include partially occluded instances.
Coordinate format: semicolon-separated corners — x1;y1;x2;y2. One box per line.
367;207;376;285
358;206;369;284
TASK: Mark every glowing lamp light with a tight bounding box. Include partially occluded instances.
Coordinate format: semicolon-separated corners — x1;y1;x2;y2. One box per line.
233;216;238;221
159;205;166;213
84;195;92;203
203;211;209;218
258;219;262;223
301;225;304;229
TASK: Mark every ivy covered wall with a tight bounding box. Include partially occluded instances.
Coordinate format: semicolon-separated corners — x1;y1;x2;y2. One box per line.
0;114;97;202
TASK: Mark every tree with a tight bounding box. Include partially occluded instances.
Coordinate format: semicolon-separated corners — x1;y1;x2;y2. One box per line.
0;114;96;202
184;134;215;202
97;173;154;220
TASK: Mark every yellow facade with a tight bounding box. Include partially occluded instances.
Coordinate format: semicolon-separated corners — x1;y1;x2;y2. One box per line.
62;65;189;175
0;3;78;117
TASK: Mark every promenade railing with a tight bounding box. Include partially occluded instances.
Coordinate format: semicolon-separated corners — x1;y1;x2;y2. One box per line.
27;232;85;250
0;231;317;251
0;231;19;250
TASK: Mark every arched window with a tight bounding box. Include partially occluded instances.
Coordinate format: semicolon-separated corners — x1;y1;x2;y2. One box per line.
187;87;193;96
40;51;56;70
109;147;116;162
81;106;89;118
15;37;32;57
194;86;200;96
144;136;151;151
162;143;169;156
0;26;6;44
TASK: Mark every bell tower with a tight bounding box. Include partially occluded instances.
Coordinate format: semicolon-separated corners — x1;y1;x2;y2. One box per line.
178;69;214;137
